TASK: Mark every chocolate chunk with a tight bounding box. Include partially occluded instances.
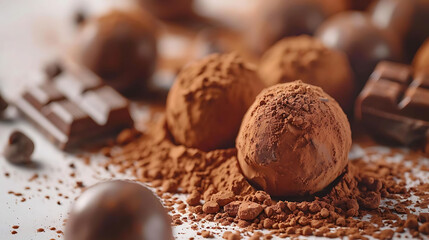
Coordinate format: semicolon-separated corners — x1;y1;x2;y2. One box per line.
0;93;7;114
15;64;133;150
3;131;34;164
356;61;429;145
44;61;63;80
65;180;173;240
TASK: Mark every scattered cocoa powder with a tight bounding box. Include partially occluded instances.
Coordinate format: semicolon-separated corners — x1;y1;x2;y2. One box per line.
102;119;429;239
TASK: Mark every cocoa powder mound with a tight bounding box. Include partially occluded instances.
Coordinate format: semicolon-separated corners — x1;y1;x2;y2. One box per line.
104;121;429;239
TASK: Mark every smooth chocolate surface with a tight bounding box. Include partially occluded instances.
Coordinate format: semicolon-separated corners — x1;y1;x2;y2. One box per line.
356;61;429;145
316;12;402;86
65;180;173;240
15;63;133;150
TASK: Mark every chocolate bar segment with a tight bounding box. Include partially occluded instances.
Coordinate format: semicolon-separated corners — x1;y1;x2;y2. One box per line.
15;66;133;150
356;61;429;145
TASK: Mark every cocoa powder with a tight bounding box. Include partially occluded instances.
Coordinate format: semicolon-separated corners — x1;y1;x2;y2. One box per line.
103;119;429;239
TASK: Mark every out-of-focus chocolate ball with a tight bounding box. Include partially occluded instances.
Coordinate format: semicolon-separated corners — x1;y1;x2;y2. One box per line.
65;180;172;240
166;53;264;151
236;81;351;197
370;0;429;62
316;12;402;86
259;35;355;111
74;10;157;94
414;39;429;73
137;0;194;20
246;0;331;55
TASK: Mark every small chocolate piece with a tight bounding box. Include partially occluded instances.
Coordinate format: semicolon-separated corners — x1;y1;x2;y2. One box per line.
137;0;194;20
236;81;351;197
74;10;157;94
316;12;402;86
370;0;429;62
3;131;34;164
15;64;133;150
0;93;7;114
65;180;173;240
44;61;63;80
356;61;429;145
413;39;429;74
247;0;330;55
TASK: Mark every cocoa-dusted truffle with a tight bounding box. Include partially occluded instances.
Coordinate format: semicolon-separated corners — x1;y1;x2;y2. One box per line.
246;0;330;55
137;0;194;20
166;53;264;151
65;180;172;240
413;39;429;74
236;81;351;197
259;35;355;111
74;10;157;94
316;12;402;86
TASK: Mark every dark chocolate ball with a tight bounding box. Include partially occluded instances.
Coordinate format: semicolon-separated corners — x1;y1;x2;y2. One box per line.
316;12;402;86
370;0;429;62
246;0;330;55
65;180;172;240
74;10;157;94
137;0;194;20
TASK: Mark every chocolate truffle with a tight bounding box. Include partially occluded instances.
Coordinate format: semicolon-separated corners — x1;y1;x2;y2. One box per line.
166;53;264;151
414;39;429;73
236;81;351;197
65;180;172;240
246;0;330;55
137;0;194;20
3;131;34;164
258;35;355;111
316;12;402;86
370;0;429;62
74;10;157;94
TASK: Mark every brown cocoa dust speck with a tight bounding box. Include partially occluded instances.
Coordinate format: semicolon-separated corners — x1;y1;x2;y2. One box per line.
102;118;429;239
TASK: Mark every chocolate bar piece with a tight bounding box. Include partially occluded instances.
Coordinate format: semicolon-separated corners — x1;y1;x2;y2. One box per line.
15;66;133;150
356;61;429;145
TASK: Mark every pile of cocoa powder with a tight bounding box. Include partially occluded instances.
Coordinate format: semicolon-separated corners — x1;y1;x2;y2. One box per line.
102;120;429;239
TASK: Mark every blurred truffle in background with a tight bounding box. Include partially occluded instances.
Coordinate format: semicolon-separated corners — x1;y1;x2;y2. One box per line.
370;0;429;62
316;12;402;87
166;53;264;151
259;35;355;111
73;10;158;95
65;180;173;240
246;0;332;55
413;39;429;74
137;0;194;21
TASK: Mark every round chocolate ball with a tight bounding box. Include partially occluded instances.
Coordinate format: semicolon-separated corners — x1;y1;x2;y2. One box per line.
259;35;355;111
236;81;351;197
166;53;264;151
370;0;429;62
137;0;194;20
74;10;157;94
65;180;172;240
414;39;429;73
246;0;330;55
316;12;402;86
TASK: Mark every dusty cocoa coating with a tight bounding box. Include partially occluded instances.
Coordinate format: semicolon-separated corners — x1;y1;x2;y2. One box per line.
413;39;429;74
166;53;264;151
316;12;402;86
236;81;351;197
74;10;157;94
258;35;355;111
137;0;194;20
246;0;329;55
65;180;172;240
